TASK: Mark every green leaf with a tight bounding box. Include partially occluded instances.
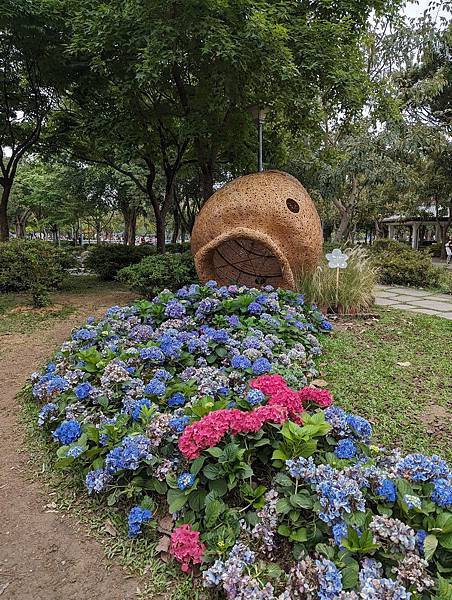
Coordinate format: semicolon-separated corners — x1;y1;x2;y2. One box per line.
205;499;225;528
435;575;452;600
205;447;222;458
203;463;223;480
188;490;207;512
209;478;228;497
273;473;293;488
277;524;291;537
438;532;452;551
167;488;188;513
315;543;335;560
289;493;313;509
190;457;205;475
341;561;359;590
290;528;308;542
276;498;292;515
424;534;438;560
272;448;289;461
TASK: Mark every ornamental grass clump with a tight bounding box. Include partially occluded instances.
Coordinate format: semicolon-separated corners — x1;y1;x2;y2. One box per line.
297;246;379;314
30;282;452;598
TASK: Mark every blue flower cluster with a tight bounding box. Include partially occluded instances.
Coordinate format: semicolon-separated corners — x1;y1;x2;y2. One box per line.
375;479;397;503
396;453;449;482
52;420;82;445
177;472;196;490
105;435;152;473
325;407;372;442
128;506;153;538
334;438;357;459
431;478;452;508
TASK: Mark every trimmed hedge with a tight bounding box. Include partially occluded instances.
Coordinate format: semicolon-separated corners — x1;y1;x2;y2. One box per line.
85;242;192;280
84;244;157;280
0;239;73;293
370;239;444;289
118;251;197;296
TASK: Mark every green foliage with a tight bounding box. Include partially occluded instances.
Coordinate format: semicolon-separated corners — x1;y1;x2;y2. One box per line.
85;244;157;280
297;246;379;313
370;239;446;289
118;252;197;296
0;240;73;302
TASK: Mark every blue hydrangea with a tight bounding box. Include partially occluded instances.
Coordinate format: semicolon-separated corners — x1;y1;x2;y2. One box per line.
52;420;82;445
320;320;333;331
72;328;97;341
144;378;166;397
375;479;397;503
246;389;265;406
128;506;153;538
154;368;172;381
105;435;152;474
360;577;411;599
396;453;449;482
332;521;348;547
334;438;357;459
415;529;427;556
164;300;186;319
85;468;111;493
167;392;186;407
431;478;452;508
251;357;272;375
324;406;349;437
130;398;152;421
160;336;183;359
74;382;92;399
209;328;229;343
169;416;190;433
403;494;422;510
140;346;165;363
316;469;366;524
231;355;252;370
315;557;342;600
286;457;317;481
346;414;372;442
247;301;263;315
37;402;58;426
227;315;241;327
66;445;84;458
177;471;196;490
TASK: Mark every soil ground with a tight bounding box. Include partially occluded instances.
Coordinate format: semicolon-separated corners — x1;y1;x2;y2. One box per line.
0;288;141;600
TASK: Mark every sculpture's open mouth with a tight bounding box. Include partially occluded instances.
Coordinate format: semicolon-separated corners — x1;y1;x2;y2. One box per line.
194;228;294;288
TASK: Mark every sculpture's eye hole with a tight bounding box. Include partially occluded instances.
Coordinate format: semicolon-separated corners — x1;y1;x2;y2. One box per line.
286;198;299;213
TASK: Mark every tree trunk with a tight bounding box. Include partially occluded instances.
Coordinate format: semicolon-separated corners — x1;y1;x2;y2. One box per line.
200;164;214;202
0;184;11;241
333;209;353;241
122;206;137;246
155;212;166;253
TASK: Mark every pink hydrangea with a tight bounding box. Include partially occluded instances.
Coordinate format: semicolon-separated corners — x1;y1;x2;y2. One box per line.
178;405;289;459
249;374;289;395
298;386;333;408
267;388;304;422
170;524;205;572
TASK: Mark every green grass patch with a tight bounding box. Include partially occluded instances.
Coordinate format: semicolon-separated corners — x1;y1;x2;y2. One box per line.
319;307;452;461
0;296;76;335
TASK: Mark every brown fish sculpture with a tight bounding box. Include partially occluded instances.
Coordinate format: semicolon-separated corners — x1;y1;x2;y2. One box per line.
191;170;323;289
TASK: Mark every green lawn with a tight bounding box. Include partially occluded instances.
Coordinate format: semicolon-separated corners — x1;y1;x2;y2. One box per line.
319;307;452;461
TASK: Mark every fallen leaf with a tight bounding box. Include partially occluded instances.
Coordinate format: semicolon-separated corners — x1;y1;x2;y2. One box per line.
157;515;174;535
311;379;328;388
397;361;412;367
155;536;170;554
104;520;118;537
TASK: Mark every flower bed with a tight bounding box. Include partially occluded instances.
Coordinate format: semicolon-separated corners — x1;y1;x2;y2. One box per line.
31;282;451;599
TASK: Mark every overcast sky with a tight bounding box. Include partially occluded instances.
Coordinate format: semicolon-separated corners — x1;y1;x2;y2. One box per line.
403;0;451;20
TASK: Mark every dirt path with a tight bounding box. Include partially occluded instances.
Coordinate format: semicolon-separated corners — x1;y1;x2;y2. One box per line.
0;289;141;600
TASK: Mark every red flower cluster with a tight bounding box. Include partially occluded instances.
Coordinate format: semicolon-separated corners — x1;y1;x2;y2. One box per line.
298;386;333;408
251;374;303;421
178;405;288;460
170;524;205;572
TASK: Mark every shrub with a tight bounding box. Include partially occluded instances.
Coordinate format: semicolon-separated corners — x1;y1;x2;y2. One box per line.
118;251;197;295
297;247;379;313
31;283;452;598
0;240;71;300
370;239;445;289
84;244;157;280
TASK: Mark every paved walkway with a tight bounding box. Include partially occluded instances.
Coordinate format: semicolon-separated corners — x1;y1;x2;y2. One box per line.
375;286;452;320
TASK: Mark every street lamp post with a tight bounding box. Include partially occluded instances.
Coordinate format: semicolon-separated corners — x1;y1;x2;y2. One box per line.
249;106;269;172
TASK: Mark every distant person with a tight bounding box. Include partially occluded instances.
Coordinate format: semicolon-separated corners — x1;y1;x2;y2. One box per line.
446;237;452;265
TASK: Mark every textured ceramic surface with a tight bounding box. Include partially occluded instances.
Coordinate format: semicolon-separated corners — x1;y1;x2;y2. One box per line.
191;170;323;289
